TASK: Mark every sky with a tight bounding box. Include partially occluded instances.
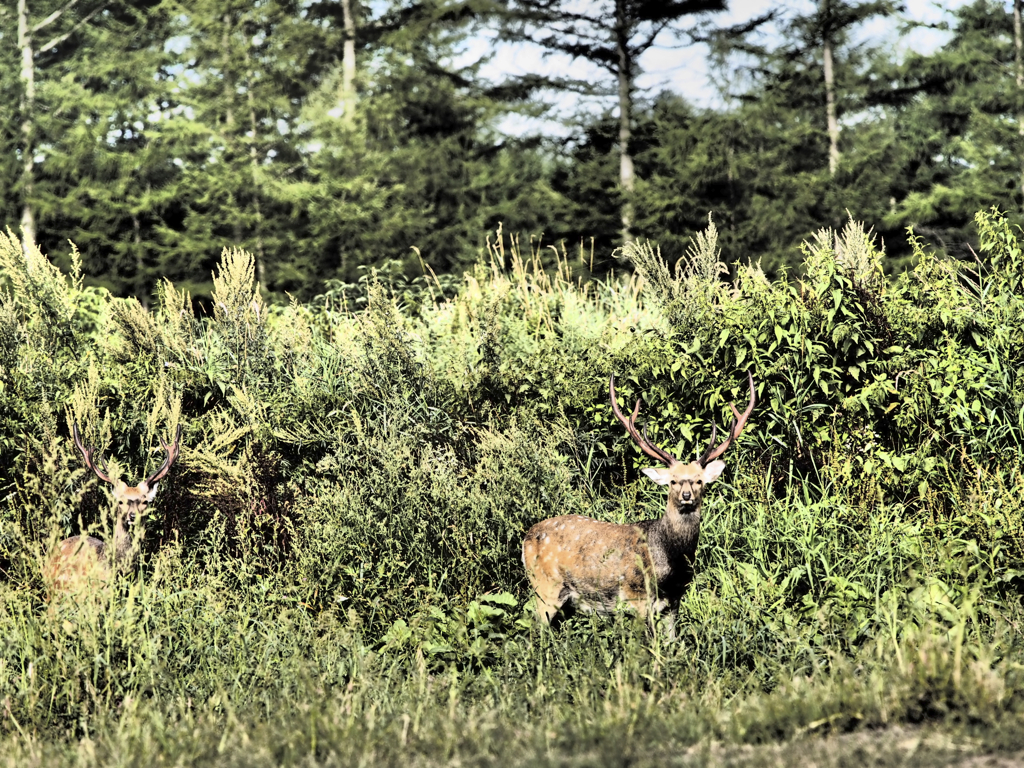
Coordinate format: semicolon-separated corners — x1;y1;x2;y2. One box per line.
462;0;973;137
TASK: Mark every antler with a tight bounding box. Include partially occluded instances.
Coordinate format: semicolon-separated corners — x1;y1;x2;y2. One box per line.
610;375;678;467
144;424;183;487
697;372;757;466
72;423;114;484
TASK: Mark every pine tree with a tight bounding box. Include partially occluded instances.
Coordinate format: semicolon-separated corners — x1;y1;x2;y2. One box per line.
8;0;164;263
497;0;727;245
294;0;566;289
146;0;337;296
887;0;1024;251
635;0;904;273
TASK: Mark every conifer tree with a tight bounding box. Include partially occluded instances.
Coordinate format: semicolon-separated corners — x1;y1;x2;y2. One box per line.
295;0;566;289
888;0;1024;249
151;0;331;295
9;0;158;258
497;0;726;245
650;0;903;271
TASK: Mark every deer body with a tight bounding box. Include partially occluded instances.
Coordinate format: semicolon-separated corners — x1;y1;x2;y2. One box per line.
523;374;754;631
46;424;180;597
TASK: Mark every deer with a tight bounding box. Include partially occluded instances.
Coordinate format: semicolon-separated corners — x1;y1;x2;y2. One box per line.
44;422;182;596
522;372;755;635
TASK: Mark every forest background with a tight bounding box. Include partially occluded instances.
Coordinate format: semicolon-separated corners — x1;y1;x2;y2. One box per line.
5;0;1023;302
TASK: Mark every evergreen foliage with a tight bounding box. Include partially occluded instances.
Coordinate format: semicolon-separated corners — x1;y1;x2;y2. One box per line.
2;2;1024;292
887;0;1024;249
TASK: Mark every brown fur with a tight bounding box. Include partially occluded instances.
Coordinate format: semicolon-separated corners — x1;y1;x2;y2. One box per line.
46;481;156;597
523;459;725;633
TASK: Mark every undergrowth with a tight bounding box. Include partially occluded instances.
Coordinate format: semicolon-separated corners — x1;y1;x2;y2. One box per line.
2;213;1024;764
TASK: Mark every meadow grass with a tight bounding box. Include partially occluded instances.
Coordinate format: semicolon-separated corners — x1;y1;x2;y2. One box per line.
2;487;1023;765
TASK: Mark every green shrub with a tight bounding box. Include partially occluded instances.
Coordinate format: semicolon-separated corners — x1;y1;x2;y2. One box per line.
2;215;1024;762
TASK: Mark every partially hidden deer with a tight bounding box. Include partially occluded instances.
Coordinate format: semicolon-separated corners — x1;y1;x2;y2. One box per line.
522;373;756;634
45;423;182;596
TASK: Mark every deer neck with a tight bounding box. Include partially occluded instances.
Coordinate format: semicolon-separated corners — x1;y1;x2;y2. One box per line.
651;499;702;558
112;517;139;568
637;500;702;598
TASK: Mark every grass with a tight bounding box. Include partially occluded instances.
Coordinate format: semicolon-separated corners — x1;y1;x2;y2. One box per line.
3;488;1024;765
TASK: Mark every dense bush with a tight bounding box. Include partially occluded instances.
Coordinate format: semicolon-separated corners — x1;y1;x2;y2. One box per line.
2;213;1024;764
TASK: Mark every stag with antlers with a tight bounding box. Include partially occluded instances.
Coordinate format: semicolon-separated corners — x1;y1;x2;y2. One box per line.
522;373;756;634
45;423;182;595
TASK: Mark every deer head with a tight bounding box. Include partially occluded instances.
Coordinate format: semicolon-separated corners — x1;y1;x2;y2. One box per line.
72;422;182;527
610;372;756;515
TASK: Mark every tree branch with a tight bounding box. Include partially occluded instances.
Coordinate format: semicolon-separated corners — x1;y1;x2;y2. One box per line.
633;20;674;56
31;0;81;34
530;33;619;72
689;11;775;44
37;1;108;54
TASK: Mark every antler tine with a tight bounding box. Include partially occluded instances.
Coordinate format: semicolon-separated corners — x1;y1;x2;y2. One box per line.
696;422;718;466
72;422;114;484
640;425;677;465
609;375;678;466
610;374;643;444
700;372;757;466
144;424;183;487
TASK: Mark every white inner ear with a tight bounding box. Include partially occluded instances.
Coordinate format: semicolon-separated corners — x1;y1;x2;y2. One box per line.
702;460;726;483
144;482;159;502
642;467;672;486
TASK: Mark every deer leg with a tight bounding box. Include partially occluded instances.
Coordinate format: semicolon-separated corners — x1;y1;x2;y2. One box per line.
660;608;678;640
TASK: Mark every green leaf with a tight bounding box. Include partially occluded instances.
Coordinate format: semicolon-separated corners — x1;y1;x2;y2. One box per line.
478;592;517;606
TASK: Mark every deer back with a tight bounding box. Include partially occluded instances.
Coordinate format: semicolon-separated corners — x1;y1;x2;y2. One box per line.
44;535;110;594
523;515;656;615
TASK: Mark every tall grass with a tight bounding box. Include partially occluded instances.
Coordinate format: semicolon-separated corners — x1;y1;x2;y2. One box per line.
2;217;1024;764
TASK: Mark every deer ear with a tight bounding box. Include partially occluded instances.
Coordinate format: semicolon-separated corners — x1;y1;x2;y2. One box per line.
702;460;726;483
642;467;672;486
144;482;159;502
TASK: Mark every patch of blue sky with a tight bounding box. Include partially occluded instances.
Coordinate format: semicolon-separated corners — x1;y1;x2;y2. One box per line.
453;0;970;139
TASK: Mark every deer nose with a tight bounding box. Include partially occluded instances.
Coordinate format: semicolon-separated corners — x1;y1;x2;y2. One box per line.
681;489;692;501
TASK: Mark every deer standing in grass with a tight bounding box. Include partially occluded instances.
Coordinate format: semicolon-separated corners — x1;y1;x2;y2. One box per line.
522;373;755;634
45;423;182;595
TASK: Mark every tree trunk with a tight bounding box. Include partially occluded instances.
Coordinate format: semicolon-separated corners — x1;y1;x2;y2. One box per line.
17;0;37;253
340;0;357;125
615;0;634;244
821;0;840;176
220;13;245;249
1015;0;1023;207
222;13;234;130
245;53;266;288
132;210;147;307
